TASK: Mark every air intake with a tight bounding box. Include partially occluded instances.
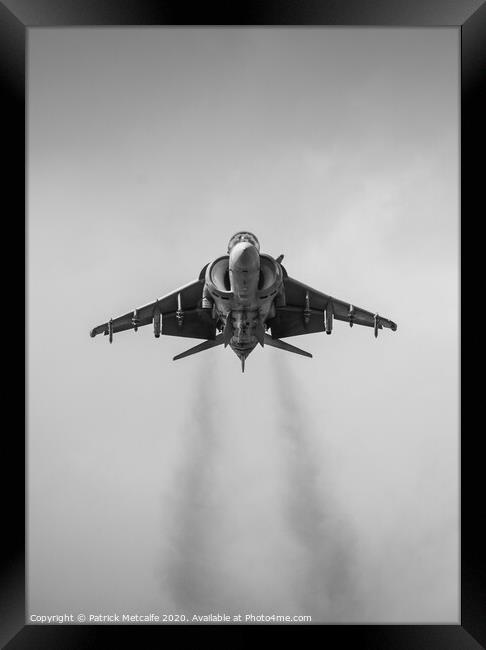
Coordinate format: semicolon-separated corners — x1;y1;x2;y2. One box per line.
207;256;231;291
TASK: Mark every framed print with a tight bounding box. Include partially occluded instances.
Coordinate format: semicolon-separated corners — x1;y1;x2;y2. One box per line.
1;0;484;647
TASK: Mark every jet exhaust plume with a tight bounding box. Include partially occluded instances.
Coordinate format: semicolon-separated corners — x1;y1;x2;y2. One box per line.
161;364;227;613
272;354;359;621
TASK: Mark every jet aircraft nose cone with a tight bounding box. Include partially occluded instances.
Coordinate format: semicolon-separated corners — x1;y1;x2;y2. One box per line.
229;242;260;271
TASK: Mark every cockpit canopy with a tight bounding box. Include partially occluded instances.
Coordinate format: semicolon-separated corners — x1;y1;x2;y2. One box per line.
227;231;260;253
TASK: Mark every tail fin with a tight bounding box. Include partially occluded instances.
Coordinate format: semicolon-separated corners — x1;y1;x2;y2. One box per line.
263;333;312;358
173;334;224;361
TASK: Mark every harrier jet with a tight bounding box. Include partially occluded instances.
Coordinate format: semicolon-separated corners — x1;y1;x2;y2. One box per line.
90;232;397;371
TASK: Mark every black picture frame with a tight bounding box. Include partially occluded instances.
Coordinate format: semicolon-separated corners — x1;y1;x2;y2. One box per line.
2;1;483;647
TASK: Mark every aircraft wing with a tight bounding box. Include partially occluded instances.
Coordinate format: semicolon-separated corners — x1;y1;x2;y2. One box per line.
269;275;397;339
90;279;217;341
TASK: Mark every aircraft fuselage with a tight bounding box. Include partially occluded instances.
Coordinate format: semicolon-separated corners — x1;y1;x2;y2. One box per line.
202;232;285;368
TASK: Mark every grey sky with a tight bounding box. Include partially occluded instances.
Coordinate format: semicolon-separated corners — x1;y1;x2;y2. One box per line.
28;27;459;623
